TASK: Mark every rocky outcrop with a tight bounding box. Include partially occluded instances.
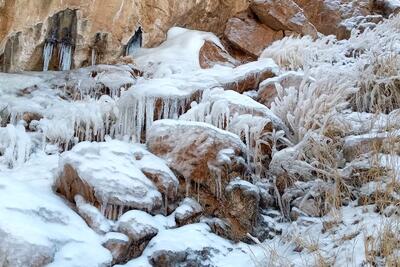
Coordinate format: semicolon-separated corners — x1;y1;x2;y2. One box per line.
0;0;248;72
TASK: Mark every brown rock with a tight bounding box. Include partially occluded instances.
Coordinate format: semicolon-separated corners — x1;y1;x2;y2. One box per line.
102;232;130;265
199;40;238;69
294;0;370;38
225;180;260;232
224;14;283;58
116;210;159;260
222;59;278;93
174;198;203;226
147;119;258;240
369;0;400;17
250;0;318;37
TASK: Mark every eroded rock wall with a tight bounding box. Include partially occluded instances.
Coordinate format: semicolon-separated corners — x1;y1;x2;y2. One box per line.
0;0;248;71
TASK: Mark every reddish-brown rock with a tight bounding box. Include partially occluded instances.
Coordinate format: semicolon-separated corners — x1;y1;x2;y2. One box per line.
250;0;318;37
199;40;238;69
224;14;283;58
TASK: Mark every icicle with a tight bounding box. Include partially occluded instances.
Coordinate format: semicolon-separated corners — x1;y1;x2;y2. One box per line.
59;43;72;71
43;42;54;71
91;48;97;66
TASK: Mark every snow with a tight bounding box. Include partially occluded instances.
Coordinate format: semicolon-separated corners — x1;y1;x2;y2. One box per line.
117;223;267;267
132;27;223;78
0;170;112;267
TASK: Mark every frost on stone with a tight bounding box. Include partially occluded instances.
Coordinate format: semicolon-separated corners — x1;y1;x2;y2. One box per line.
147;119;247;199
180;87;285;131
173;198;203;226
55;140;173;220
114;210;161;261
74;195;112;234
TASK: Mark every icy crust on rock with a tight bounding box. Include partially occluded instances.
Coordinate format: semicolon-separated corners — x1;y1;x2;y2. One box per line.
180;87;285;130
58;139;179;214
0;175;112;267
148;119;246;152
117;58;279;142
117;223;267;267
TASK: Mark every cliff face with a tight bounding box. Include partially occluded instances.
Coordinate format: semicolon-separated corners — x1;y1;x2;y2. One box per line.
0;0;248;72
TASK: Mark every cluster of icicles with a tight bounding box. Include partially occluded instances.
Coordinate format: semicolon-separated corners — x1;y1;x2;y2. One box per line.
2;85;271;180
42;41;73;71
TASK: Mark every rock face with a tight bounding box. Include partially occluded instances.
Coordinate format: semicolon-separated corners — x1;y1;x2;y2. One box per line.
250;0;318;37
0;0;248;72
293;0;370;37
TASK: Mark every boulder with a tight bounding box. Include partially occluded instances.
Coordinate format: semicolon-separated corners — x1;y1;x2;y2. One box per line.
224;13;283;58
147;119;263;240
174;198;203;226
199;40;238;69
55;140;179;220
250;0;318;37
102;232;130;265
147;119;247;193
225;180;260;232
369;0;400;17
294;0;370;38
116;210;160;260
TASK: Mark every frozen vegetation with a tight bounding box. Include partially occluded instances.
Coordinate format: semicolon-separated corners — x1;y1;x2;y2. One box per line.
0;2;400;267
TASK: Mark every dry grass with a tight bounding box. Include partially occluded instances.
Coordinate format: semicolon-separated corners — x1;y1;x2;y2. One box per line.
364;219;400;266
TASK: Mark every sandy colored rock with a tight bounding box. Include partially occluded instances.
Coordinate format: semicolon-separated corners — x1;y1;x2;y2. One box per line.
224;13;284;58
250;0;318;37
0;0;248;72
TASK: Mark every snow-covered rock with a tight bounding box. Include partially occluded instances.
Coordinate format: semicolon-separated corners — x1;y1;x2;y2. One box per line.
55;140;178;220
147;119;247;195
117;223;267;267
174;198;203;226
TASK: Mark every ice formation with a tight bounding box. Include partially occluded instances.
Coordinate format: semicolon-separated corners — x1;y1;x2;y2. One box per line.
59;43;72;71
125;27;143;56
42;42;54;71
0;124;32;168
